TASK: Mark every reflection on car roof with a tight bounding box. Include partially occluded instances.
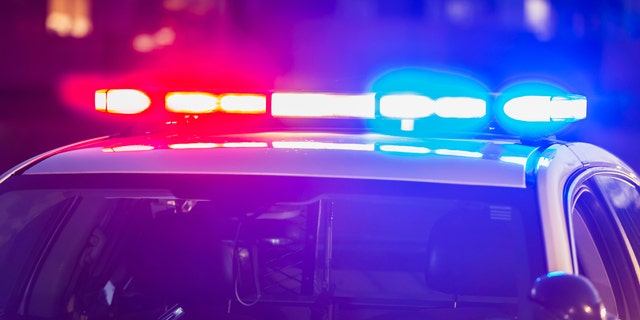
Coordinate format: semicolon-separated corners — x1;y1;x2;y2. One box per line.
23;131;539;188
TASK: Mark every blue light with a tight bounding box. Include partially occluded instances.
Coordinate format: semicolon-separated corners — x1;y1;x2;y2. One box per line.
369;68;491;133
503;95;586;122
546;271;568;278
369;68;490;99
379;94;435;118
379;95;487;119
435;97;487;119
495;81;587;138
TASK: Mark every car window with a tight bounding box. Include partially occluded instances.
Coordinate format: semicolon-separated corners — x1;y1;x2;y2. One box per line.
0;190;78;313
594;175;640;259
570;177;640;319
571;189;619;315
0;174;543;320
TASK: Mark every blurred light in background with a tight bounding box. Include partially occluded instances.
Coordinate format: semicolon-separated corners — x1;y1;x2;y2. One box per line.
133;27;176;52
46;0;92;38
163;0;219;15
446;0;474;26
524;0;553;41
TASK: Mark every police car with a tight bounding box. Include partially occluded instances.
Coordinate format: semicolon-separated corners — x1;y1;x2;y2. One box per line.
0;76;639;320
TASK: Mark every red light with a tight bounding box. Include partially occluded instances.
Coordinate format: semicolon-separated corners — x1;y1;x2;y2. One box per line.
166;92;219;114
220;94;266;114
95;89;151;114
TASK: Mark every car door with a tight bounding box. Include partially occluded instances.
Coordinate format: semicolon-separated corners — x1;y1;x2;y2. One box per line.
566;169;640;319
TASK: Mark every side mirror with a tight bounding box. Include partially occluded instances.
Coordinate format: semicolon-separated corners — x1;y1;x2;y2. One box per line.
530;272;617;320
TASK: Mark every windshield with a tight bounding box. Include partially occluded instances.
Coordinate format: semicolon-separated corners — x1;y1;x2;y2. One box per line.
0;174;543;320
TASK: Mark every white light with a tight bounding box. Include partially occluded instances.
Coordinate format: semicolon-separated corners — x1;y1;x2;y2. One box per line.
272;93;375;118
103;281;115;306
536;156;552;168
600;306;607;319
379;94;434;118
504;95;587;122
435;97;487;118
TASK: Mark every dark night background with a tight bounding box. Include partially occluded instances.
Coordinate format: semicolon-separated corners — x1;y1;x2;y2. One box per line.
1;0;639;172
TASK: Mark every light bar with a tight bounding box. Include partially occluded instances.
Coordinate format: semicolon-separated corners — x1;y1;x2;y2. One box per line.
92;85;585;139
503;95;587;122
166;92;218;114
165;92;267;114
272;93;375;118
95;89;151;114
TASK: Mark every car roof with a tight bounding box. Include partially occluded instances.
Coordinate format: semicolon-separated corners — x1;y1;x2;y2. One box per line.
19;131;541;188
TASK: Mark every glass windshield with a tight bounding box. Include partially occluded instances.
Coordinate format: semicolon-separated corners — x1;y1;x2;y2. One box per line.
0;174;543;320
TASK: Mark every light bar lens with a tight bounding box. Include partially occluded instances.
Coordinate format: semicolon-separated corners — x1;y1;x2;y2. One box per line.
95;89;151;114
166;92;218;114
272;93;375;118
379;94;434;118
549;95;587;121
220;94;266;114
379;95;487;119
504;95;587;122
435;97;487;118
